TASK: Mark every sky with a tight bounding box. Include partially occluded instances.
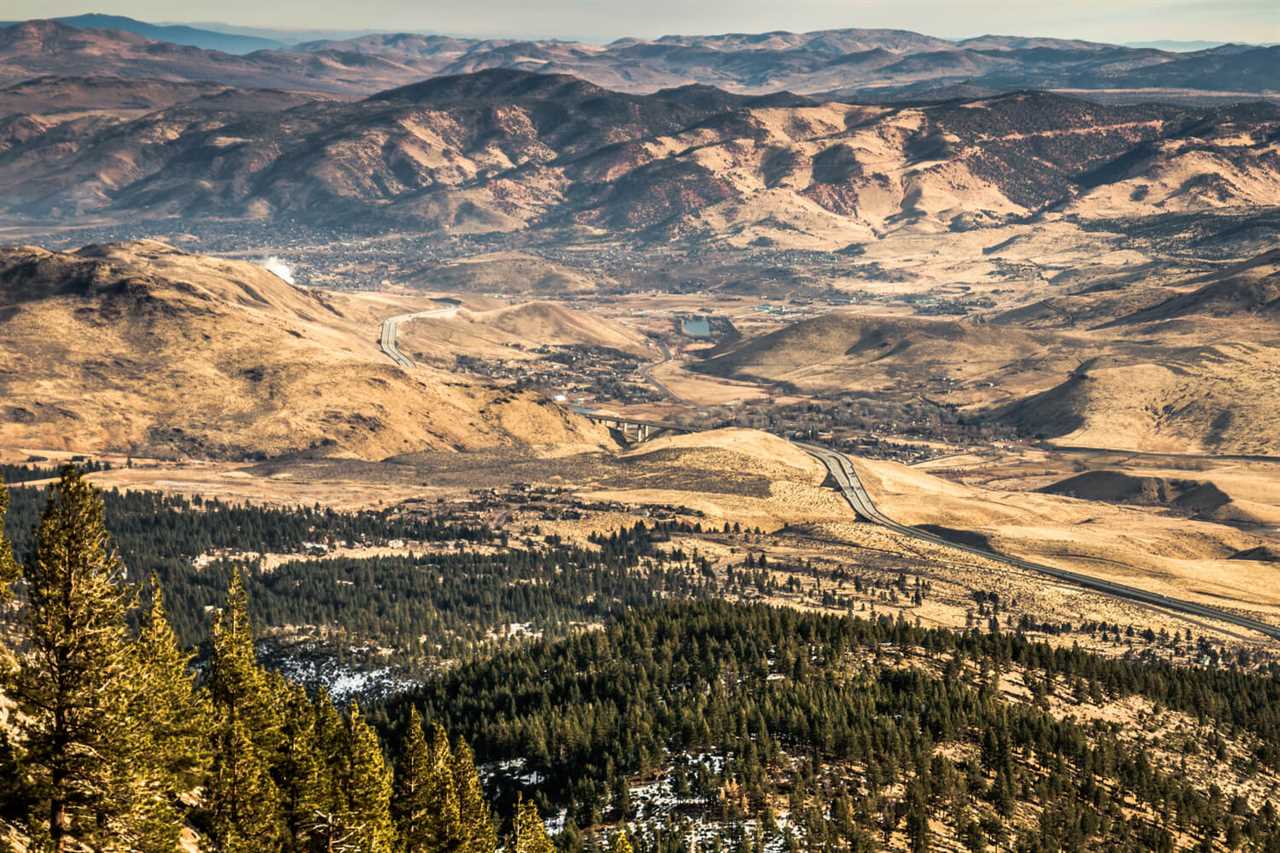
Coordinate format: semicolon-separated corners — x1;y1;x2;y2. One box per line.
7;0;1278;44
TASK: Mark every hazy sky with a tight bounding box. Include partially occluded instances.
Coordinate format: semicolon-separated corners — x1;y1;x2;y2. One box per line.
10;0;1279;43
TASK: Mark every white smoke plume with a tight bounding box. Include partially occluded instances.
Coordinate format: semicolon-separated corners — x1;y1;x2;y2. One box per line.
259;256;295;285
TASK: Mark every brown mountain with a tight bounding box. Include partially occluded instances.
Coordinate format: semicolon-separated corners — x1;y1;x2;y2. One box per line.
0;70;1276;244
2;19;1278;101
0;240;610;460
0;20;446;96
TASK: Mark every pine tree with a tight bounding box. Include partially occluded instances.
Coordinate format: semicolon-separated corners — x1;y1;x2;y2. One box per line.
338;703;396;853
274;679;324;852
0;483;17;596
309;689;349;848
452;737;497;853
8;467;149;851
115;580;213;851
392;706;435;852
133;578;212;783
422;721;463;850
513;796;556;853
207;567;280;747
205;566;283;849
207;712;283;851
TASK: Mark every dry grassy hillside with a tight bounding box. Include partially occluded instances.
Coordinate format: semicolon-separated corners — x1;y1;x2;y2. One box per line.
990;252;1280;455
999;344;1280;455
586;428;848;529
397;300;651;365
696;311;1081;394
697;247;1280;455
0;241;612;459
849;453;1280;623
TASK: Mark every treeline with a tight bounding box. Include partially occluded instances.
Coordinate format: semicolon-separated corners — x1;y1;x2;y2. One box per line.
3;482;489;571
0;471;586;852
2;484;491;647
0;459;110;484
385;601;1280;851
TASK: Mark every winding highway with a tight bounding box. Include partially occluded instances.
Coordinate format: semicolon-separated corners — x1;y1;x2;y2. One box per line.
799;441;1280;641
379;303;460;368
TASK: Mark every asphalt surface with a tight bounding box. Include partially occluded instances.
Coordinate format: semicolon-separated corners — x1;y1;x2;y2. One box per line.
798;441;1280;642
379;304;459;368
566;405;692;433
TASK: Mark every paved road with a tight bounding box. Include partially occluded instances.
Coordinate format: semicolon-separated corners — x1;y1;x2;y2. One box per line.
638;339;689;405
799;441;1280;642
379;304;459;369
566;405;692;433
558;408;1279;640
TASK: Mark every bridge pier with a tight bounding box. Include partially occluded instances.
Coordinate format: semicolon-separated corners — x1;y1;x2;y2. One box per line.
563;404;690;445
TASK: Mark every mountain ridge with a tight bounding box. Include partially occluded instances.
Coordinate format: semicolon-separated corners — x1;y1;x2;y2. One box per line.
2;19;1278;101
1;69;1275;243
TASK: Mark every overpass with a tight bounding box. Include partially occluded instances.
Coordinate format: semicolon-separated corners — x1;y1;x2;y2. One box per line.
565;405;692;444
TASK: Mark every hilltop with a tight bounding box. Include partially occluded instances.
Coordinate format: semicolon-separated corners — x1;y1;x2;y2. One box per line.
0;240;611;459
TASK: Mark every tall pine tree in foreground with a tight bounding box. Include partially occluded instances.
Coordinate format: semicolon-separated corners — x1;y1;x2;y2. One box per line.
452;737;497;853
205;567;283;849
392;706;435;851
6;468;173;850
426;721;463;848
339;703;397;853
134;579;214;784
118;580;215;851
392;710;497;853
275;680;325;851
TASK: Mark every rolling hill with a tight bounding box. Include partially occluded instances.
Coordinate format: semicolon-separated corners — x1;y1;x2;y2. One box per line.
395;300;651;366
694;247;1280;456
693;311;1083;393
0;240;611;459
1106;250;1280;326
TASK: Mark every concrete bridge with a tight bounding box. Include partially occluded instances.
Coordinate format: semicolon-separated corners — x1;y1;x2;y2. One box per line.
565;405;692;444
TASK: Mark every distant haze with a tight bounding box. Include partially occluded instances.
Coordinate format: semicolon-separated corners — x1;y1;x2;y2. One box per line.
6;0;1277;44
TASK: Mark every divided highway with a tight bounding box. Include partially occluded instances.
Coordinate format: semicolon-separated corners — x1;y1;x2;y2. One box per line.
799;441;1280;642
379;303;459;368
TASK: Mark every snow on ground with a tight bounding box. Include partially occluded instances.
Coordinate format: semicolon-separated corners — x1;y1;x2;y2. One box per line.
269;652;417;703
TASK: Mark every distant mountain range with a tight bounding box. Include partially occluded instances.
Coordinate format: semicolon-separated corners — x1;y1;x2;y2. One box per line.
0;18;1277;100
0;14;285;54
1;67;1276;244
